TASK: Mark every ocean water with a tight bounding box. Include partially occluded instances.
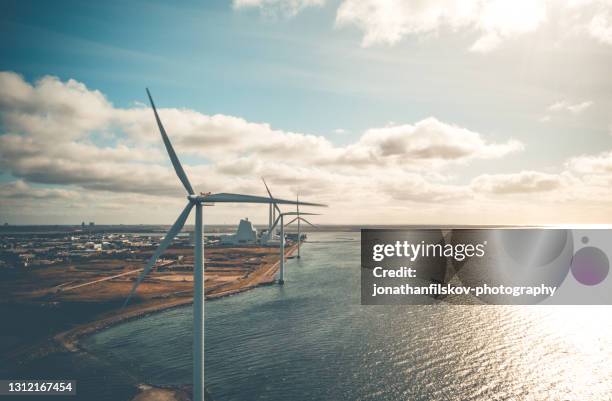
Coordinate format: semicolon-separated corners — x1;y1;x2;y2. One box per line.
83;232;612;401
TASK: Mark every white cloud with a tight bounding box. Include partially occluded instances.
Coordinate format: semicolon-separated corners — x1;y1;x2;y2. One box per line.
0;72;519;200
232;0;612;52
471;171;565;194
332;0;612;51
0;71;114;141
544;99;593;119
548;100;568;112
567;101;594;113
381;172;471;202
566;150;612;174
335;0;547;50
0;180;81;200
586;6;612;44
351;118;522;164
2;71;611;224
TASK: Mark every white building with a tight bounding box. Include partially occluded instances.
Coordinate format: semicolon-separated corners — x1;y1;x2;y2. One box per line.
260;229;283;246
220;218;258;246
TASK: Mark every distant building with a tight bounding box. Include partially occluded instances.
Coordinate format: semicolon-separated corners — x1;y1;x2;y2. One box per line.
261;235;282;247
220;218;257;246
89;222;95;227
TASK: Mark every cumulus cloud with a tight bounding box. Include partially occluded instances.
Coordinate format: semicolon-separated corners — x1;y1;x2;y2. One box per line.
468;161;612;206
0;180;81;200
566;150;612;174
582;1;612;44
232;0;612;52
380;172;471;202
0;72;521;202
2;71;610;224
310;0;612;51
0;72;113;141
335;0;546;50
152;115;522;169
471;171;565;194
347;118;523;166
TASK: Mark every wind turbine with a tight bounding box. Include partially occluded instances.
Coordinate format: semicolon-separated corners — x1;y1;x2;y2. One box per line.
123;89;326;401
284;195;318;259
262;177;281;241
269;211;319;284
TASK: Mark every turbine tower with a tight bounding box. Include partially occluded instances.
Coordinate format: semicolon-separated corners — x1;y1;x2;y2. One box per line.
270;211;318;284
123;89;326;401
284;195;318;259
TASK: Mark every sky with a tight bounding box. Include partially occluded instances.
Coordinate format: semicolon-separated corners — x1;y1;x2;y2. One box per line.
0;0;612;225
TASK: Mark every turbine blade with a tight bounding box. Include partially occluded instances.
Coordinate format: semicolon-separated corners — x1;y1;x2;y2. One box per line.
299;217;318;228
284;217;299;226
261;177;282;214
123;202;194;307
146;88;194;195
204;193;326;207
280;212;320;216
262;177;273;197
270;214;282;233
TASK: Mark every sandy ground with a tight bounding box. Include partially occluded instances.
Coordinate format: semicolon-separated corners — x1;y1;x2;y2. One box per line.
131;384;193;401
53;242;298;352
130;384;214;401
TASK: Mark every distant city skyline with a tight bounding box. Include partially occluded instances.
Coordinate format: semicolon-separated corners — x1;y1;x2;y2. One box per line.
1;0;612;225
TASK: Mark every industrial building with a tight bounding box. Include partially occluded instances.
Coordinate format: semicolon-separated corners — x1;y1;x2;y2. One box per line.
219;218;258;246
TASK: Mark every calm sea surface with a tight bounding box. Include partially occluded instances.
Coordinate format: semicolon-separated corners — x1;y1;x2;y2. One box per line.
83;232;612;401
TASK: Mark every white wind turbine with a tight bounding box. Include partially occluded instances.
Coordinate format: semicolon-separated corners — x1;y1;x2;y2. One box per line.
262;177;281;241
261;180;319;266
123;89;326;401
269;210;319;284
284;194;318;259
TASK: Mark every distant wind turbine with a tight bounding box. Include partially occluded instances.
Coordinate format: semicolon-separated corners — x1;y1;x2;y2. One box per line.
123;89;326;401
284;194;318;259
270;211;319;284
262;177;281;239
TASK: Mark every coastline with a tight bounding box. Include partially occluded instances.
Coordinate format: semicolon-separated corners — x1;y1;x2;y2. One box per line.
0;242;300;401
53;242;299;353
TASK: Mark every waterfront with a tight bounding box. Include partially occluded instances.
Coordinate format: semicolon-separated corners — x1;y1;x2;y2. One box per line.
83;232;612;401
